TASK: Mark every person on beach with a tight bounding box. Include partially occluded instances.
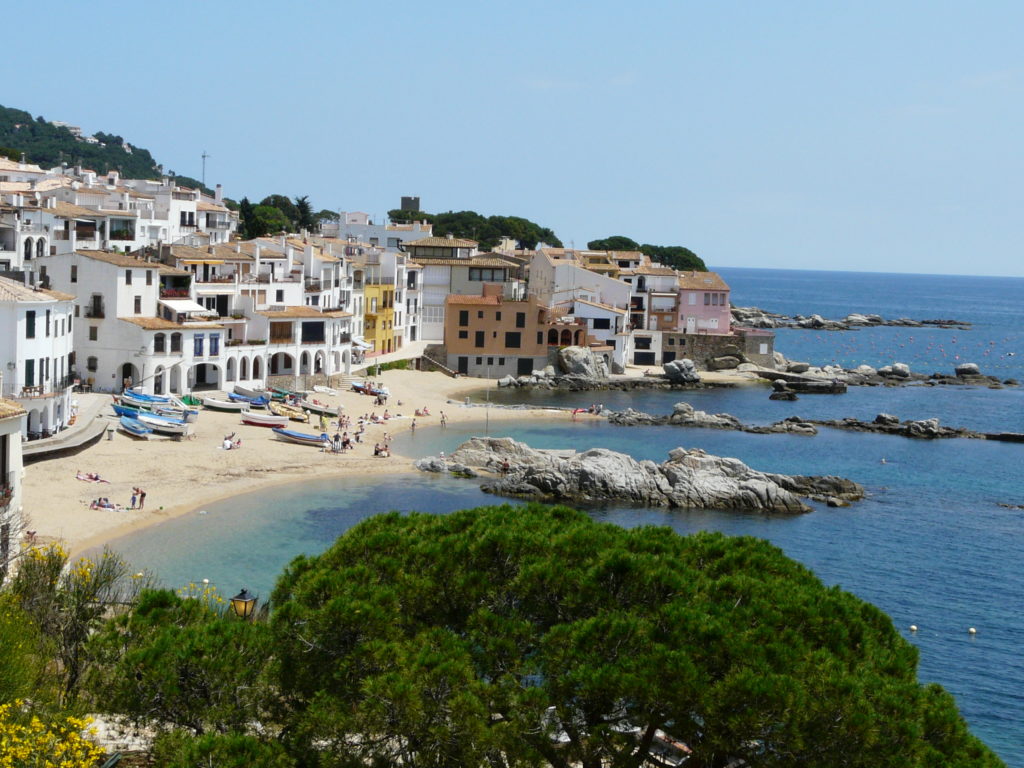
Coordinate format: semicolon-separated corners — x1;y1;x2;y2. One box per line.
440;411;447;428
130;491;137;510
138;488;146;509
410;419;416;433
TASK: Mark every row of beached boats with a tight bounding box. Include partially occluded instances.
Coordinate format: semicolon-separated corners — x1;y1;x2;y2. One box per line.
114;384;343;444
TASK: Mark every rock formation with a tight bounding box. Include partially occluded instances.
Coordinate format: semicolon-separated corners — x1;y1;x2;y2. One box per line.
417;437;863;513
732;306;971;331
662;358;701;383
606;403;818;435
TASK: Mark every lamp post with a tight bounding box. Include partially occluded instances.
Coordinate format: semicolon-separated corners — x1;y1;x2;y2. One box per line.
229;588;258;620
485;362;490;436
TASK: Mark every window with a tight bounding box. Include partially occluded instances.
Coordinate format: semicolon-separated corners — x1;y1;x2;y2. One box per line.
134;296;142;314
475;357;482;365
194;334;204;356
458;330;468;339
537;332;543;344
495;312;501;321
516;312;526;328
125;269;132;285
88;326;98;341
593;318;610;330
146;270;153;286
210;334;220;356
45;310;50;337
276;290;284;303
468;268;506;281
711;293;718;306
154;333;166;353
25;359;34;387
667;337;675;345
86;356;98;372
688;293;696;305
458;310;469;327
477;311;484;319
487;357;494;366
474;331;485;348
26;311;35;338
504;332;521;349
634;336;652;350
71;264;78;283
171;333;182;353
704;293;710;305
498;358;505;365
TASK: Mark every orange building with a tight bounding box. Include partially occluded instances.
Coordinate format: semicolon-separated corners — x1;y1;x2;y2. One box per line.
444;285;594;378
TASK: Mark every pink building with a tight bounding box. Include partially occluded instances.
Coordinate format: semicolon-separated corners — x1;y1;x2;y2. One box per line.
677;271;731;335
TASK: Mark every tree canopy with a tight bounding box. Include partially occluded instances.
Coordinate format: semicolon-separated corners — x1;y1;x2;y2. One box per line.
389;208;562;251
269;504;1002;768
588;235;708;272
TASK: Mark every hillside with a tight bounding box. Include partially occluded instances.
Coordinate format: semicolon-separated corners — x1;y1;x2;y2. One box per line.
0;104;161;178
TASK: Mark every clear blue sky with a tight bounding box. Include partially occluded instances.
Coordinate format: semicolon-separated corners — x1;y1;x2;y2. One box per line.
7;1;1023;276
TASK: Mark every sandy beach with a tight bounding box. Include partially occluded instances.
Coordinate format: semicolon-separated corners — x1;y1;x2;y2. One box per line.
22;370;568;555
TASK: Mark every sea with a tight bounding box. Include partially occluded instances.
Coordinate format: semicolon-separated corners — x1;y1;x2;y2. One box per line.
104;267;1024;765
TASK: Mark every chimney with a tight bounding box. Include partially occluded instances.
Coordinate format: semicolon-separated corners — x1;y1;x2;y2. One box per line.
215;184;223;202
19;153;26;168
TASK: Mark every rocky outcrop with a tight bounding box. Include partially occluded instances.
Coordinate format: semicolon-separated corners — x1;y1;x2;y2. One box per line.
804;413;984;440
732;306;971;331
419;437;864;513
557;346;609;379
606;403;818;435
662;358;701;384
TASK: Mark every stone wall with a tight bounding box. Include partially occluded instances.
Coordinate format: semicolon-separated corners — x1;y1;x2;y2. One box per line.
658;330;773;370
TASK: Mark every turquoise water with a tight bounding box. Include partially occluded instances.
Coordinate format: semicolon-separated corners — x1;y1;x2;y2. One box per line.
105;269;1024;765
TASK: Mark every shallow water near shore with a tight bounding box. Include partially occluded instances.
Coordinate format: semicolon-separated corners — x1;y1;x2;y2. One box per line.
107;269;1024;765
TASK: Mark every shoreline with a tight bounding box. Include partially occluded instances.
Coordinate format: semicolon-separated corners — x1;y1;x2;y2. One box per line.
21;369;575;558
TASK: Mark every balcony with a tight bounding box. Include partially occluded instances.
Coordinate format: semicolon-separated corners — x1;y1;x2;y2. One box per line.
160;288;190;299
84;306;105;319
206;220;231;230
195;275;234;284
304;278;322;292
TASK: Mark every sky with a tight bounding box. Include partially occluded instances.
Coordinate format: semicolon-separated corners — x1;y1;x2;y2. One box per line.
7;1;1024;276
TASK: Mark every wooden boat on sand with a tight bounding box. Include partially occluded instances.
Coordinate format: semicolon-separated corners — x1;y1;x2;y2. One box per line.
119;416;152;438
202;397;248;412
272;427;329;447
240;411;289;428
268;401;309;422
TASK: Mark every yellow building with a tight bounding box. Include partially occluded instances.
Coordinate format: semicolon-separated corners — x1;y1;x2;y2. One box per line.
363;281;396;354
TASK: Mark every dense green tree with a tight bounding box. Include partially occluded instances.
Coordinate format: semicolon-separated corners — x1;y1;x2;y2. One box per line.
86;587;273;736
0;596;46;703
247;205;290;238
260;194;300;227
0;146;19;162
315;208;339;228
294;195;315;230
587;235;708;271
270;504;1003;768
238;197;255;236
151;731;295;768
388;208;562;250
586;235;641;251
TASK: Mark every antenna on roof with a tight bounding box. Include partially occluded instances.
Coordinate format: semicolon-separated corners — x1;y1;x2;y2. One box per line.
201;150;210;188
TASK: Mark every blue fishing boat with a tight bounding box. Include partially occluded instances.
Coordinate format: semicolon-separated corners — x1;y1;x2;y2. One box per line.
228;392;269;409
119;415;152;438
125;388;173;403
271;427;329;447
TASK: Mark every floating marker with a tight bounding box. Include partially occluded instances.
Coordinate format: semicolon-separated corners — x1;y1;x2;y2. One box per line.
968;627;977;635
909;625;918;632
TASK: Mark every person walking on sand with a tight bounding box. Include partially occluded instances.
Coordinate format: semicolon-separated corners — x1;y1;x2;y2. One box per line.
411;418;416;433
130;490;137;510
440;411;447;428
138;488;146;510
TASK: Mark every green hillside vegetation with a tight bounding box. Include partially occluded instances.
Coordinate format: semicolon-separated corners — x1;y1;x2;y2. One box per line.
0;506;1002;766
0;104;161;178
588;234;708;271
389;208;563;251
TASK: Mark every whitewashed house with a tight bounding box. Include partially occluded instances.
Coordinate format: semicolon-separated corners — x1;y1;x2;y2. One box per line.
0;275;76;436
0;397;26;585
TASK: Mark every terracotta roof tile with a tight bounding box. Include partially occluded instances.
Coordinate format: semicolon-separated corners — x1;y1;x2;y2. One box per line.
0;398;25;420
405;236;478;248
445;295;500;306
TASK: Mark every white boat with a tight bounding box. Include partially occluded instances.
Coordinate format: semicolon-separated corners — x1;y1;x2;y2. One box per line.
312;385;338;396
233;383;267;399
298;399;340;417
202;397;248;412
137;413;191;436
240;411;289;428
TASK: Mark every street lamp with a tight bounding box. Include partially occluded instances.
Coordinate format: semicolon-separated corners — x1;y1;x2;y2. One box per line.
229;588;258;619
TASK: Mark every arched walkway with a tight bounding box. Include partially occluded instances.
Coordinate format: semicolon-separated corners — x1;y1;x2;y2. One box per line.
169;364;182;395
23;238;33;262
27;408;42;438
252;356;263;381
191;362;221;391
269;352;294;376
575;330;584;345
559;329;572;346
240;357;250;381
36;238;46;259
226;357;236;382
153;366;166;395
547;329;559;345
120;362;141;391
299;351;311;375
314;351;325;374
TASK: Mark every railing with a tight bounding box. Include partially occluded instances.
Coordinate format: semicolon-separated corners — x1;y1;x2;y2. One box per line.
239;275;299;284
206;220;230;230
84;306;105;318
338;332;352;343
195;275;234;284
160;288;190;298
304;279;322;292
269;336;294;344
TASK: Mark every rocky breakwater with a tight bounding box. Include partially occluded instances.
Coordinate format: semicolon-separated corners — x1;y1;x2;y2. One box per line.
607;402;818;436
497;346;704;392
416;436;863;513
769;357;1015;389
732;306;971;331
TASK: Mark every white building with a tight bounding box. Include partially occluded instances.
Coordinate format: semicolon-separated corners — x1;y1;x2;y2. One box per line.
0;276;76;437
0;397;26;585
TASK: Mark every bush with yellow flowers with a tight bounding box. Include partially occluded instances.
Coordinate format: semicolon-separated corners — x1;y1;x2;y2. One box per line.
0;700;105;767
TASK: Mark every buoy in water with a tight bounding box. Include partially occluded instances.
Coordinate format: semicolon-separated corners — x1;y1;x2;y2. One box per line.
909;625;918;632
968;627;977;635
